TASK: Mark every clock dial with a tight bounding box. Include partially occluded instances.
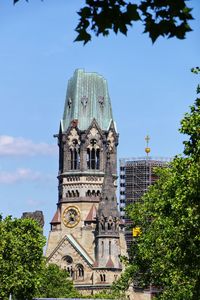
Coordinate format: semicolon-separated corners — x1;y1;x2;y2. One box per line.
63;206;80;228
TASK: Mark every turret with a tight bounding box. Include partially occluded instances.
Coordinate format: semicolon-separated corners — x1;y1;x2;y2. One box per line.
95;151;121;269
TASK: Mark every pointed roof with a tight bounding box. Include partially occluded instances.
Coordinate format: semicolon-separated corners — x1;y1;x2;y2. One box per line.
61;69;114;132
47;234;94;266
68;234;94;266
85;204;97;222
50;208;61;224
97;153;119;219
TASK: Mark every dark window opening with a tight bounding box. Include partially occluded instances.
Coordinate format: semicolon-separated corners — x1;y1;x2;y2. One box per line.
109;241;111;255
75;264;84;279
91;148;96;169
101;241;104;257
100;274;106;282
87;140;100;170
70;143;80;170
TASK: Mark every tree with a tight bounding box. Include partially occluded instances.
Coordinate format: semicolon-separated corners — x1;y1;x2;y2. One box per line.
114;71;200;299
36;263;80;298
13;0;193;44
0;216;46;300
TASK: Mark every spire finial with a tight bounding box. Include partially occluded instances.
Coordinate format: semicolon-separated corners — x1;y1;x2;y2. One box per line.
145;135;151;156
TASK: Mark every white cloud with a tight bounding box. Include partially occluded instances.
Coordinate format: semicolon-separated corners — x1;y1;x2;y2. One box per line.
0;168;43;184
0;135;57;156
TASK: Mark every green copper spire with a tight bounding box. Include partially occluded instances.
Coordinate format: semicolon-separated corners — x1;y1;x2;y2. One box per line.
61;69;114;131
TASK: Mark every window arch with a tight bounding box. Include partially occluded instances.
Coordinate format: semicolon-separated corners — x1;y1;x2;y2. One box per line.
97;190;101;196
62;255;74;278
87;139;100;170
75;264;84;279
108;218;113;230
63;255;73;264
86;190;91;196
70;139;80;170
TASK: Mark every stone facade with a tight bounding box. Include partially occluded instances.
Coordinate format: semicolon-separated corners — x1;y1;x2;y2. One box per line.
45;69;127;294
22;210;44;228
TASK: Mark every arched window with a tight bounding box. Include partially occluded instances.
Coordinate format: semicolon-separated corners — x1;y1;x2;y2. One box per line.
75;264;84;279
108;218;113;230
97;190;101;196
87;139;100;170
86;190;91;196
62;256;74;278
63;255;73;264
70;139;80;170
96;149;100;169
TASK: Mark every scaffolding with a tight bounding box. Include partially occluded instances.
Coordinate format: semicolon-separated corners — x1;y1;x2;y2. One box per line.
119;157;171;252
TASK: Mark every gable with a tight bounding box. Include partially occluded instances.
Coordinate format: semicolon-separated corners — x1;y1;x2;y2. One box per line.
47;234;94;268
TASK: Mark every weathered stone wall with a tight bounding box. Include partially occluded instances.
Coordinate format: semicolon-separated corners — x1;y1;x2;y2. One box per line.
22;210;44;228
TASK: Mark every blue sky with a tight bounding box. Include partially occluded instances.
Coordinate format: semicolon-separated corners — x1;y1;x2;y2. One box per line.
0;0;199;237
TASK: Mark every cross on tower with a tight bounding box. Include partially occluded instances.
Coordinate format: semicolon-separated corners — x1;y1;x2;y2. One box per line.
145;135;151;156
145;135;150;147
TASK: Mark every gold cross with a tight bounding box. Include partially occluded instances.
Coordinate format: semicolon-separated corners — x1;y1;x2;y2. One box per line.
145;135;150;146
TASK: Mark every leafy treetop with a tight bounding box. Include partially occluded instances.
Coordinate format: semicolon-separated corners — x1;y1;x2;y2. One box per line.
13;0;193;44
113;72;200;299
36;263;80;298
0;216;46;300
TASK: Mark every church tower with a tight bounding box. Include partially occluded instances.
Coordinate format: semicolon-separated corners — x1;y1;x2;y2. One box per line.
46;69;126;294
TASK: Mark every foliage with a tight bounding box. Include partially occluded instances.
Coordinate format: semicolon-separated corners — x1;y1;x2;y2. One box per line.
0;216;46;300
114;74;200;299
91;290;124;299
36;263;80;298
13;0;193;44
75;0;193;44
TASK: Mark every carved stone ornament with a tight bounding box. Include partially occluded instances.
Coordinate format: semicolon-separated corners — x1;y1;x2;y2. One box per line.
67;128;80;148
89;127;98;137
88;127;100;141
87;127;101;149
71;119;78;127
98;96;104;106
81;96;88;107
107;131;115;152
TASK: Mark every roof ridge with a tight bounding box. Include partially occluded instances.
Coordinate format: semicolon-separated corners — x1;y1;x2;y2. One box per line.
68;234;94;266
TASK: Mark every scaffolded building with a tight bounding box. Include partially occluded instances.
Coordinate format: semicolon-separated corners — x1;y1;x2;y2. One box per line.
119;157;171;251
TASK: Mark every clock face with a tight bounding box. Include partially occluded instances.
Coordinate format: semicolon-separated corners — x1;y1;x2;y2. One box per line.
63;206;80;228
